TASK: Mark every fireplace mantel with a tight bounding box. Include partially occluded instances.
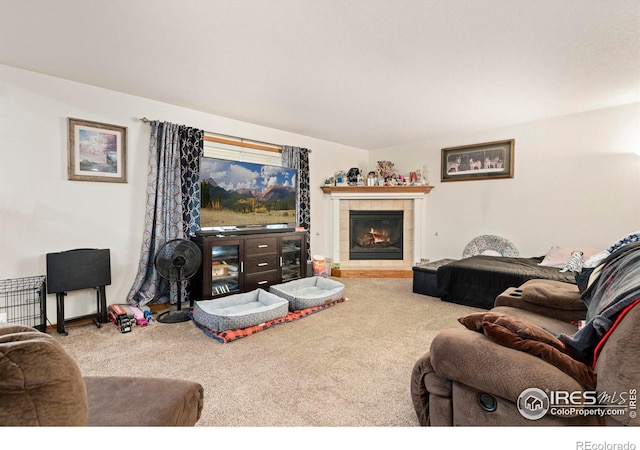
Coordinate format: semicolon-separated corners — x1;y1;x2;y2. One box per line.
321;185;433;276
321;185;433;197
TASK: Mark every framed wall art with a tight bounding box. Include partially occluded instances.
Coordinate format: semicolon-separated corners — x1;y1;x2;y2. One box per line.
68;118;127;183
441;139;514;182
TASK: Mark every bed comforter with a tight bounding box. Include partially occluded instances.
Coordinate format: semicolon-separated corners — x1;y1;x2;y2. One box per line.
436;255;576;309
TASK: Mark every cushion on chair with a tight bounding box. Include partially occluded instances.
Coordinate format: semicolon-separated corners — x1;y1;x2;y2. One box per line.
270;276;345;310
84;376;203;426
0;324;88;426
193;288;289;332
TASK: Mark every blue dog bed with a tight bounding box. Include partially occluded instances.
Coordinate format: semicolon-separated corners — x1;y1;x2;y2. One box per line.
270;276;345;310
192;289;289;332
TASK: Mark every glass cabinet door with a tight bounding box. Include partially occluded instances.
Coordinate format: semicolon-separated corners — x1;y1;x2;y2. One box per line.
210;243;241;296
281;237;303;281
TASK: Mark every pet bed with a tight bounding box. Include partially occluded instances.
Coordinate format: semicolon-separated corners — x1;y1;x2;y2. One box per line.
192;288;288;332
269;276;345;310
192;298;345;343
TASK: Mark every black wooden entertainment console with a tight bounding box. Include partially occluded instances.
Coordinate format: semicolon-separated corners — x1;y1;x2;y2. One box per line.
190;230;308;301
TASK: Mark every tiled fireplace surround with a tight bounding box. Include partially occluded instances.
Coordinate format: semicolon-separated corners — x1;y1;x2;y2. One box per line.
321;186;432;277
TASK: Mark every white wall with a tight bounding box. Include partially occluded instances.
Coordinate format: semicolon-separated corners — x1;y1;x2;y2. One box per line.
3;63;638;326
369;103;640;261
0;64;368;325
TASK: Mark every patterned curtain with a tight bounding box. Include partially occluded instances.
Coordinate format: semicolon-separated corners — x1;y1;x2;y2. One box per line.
282;146;311;260
127;121;203;306
180;126;204;235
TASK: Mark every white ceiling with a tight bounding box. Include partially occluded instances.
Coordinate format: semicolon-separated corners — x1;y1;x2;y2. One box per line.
1;0;639;150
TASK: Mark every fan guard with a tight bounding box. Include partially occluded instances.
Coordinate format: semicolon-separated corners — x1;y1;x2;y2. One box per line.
154;238;202;324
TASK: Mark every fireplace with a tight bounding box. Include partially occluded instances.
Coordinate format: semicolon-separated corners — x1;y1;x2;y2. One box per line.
349;210;403;260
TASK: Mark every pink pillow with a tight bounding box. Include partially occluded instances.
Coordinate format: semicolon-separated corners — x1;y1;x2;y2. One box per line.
538;246;602;268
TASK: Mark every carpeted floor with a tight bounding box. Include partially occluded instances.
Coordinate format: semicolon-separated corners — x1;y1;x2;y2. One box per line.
56;277;481;427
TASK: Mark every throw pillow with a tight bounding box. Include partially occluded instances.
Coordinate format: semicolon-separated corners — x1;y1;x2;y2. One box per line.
482;313;566;351
482;320;596;389
539;246;602;268
457;311;486;332
460;312;567;350
457;311;597;389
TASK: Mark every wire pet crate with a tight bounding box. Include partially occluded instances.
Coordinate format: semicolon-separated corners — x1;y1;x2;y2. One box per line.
0;276;47;331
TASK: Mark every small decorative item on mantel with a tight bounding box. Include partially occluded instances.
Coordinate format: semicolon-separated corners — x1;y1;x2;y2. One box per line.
414;165;429;185
422;165;429;185
367;171;376;186
347;167;361;185
334;170;347;186
376;161;396;182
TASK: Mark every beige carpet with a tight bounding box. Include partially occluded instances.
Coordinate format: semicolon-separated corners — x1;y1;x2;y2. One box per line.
56;277;481;427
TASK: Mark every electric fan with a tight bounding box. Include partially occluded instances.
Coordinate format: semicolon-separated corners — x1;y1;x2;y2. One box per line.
154;238;202;324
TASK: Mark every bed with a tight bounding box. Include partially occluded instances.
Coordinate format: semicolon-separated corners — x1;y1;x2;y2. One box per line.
436;255;577;310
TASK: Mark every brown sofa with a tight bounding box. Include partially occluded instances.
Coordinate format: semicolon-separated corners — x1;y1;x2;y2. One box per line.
411;278;640;426
0;324;204;426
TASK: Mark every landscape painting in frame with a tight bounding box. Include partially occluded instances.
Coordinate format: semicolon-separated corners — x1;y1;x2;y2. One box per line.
68;118;127;183
441;139;514;182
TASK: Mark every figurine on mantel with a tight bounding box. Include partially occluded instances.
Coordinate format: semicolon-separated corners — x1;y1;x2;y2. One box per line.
347;168;364;186
322;162;429;188
419;165;429;185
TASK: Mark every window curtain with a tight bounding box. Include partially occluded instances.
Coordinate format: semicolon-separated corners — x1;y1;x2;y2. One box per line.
127;121;203;306
282;146;311;260
180;126;204;236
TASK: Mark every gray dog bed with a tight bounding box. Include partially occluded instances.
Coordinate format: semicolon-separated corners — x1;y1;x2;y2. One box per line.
270;276;345;310
192;289;289;332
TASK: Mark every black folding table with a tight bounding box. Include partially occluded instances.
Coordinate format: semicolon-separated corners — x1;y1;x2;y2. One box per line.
46;248;111;335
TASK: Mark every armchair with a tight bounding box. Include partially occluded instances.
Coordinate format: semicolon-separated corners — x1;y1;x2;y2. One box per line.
0;324;204;426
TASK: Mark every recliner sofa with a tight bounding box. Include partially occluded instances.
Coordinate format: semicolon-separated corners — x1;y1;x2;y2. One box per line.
411;277;640;426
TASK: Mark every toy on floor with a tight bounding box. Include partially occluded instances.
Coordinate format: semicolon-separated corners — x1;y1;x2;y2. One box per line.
138;305;153;322
129;305;149;326
108;304;132;333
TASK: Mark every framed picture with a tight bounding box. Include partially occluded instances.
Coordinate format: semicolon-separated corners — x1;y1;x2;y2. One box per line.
441;139;514;182
68;118;127;183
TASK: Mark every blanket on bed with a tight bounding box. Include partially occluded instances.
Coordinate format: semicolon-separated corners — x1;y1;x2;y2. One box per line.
560;242;640;365
437;255;576;309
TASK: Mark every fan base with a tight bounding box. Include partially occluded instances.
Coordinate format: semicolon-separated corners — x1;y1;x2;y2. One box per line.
157;309;192;324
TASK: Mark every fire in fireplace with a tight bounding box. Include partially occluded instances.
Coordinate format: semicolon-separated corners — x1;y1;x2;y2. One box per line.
349;210;403;260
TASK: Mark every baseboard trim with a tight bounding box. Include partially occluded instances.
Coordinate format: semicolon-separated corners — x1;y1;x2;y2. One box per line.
331;269;413;278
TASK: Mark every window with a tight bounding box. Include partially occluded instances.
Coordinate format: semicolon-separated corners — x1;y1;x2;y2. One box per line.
203;133;283;166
